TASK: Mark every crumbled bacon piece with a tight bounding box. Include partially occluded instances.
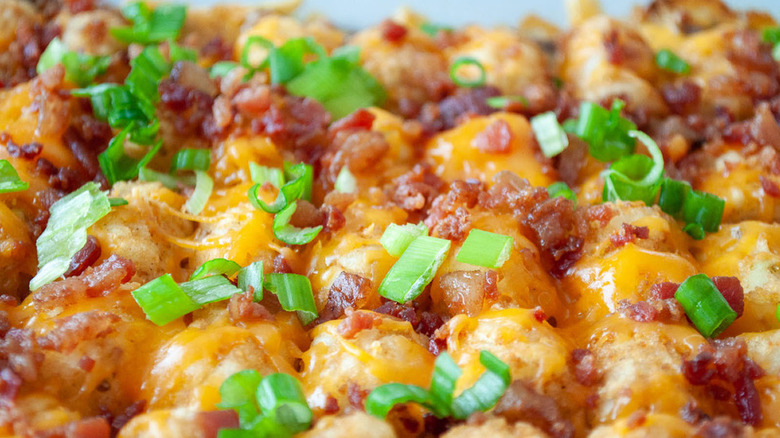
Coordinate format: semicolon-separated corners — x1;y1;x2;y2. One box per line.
35;255;135;310
381;20;408;43
321;272;372;321
760;175;780;198
196;410;240;438
65;236;102;277
38;311;120;353
492;381;575;438
228;290;273;324
329;108;375;135
610;223;650;247
711;276;744;317
337;309;381;338
471;119;513;154
571;349;600;387
390;164;443;212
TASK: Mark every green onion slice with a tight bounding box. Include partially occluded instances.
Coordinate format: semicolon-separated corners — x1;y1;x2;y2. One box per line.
380;222;429;257
485;95;528;109
111;2;187;45
682;190;724;233
456;229;513;269
450;350;511;419
184;170;213;215
379;235;451;303
189;258;241;281
655;49;691;75
573;100;637;162
272;201;323;245
98;125;162;185
217;369;263;426
180;275;242;306
250;163;285;189
601;130;664;205
675;274;737;338
420;22;453;37
30;182;111;290
449;57;486;88
255;373;312;434
250;163;312;214
238;261;264;301
170;148;211;173
108;197;129;207
657;178;690;219
531;111;569;158
241;35;274;70
0;160;29;193
427;352;461;417
37;38;112;87
210;61;239;78
138;166;184;189
683;223;705;240
131;274;200;326
263;273;318;325
334;166;357;194
365;384;431;419
547;182;577;205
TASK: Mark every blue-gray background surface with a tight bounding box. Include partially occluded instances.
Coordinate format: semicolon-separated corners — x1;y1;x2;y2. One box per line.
176;0;780;29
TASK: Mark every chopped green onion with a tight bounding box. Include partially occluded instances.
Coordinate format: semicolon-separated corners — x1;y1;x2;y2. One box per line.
334;166;357;193
189;258;241;281
131;274;200;326
255;373;312;434
675;274;737;338
267;37;325;85
263;273;318;325
184;170;213;215
380;222;429;257
238;261;264;301
272;201;323;245
98;124;162;185
37;38;111;87
217;369;262;415
657;178;690;219
772;44;780;62
250;163;284;189
365;384;431;419
241;35;274;70
450;350;511;419
655;49;691;74
250;163;312;214
180;275;242;306
547;182;577;205
682;190;724;233
601;131;665;205
378;235;450;303
456;229;513;269
531;111;569;158
0;160;29;193
210;61;239;78
286;56;386;119
683;223;705;240
763;27;780;45
331;45;361;64
138;166;182;189
427;352;461;417
776;303;780;323
420;22;453;37
485;95;528;109
30;182;111;290
449;57;486;88
170;148;210;173
283;162;313;202
573;100;636;162
365;350;511;420
111;2;187;45
108;197;128;207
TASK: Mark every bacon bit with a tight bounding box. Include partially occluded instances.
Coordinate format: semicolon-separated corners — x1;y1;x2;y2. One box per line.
347;383;369;410
0;368;22;402
38;312;120;353
418;86;500;135
63;417;111;438
618;300;658;322
585;204;616;227
610;223;650;248
78;356;96;372
35;256;135;310
337;309;382;338
532;307;547;323
390;164;443;212
375;301;419;326
329;108;375;135
662;81;702;115
272;254;293;274
585;394;599;409
417;312;444;338
109;400;147;434
723;103;780;148
471;119;513;154
65;236;102;277
492;381;576;438
321;272;372;321
381;20;408;43
626;411;647;428
604;29;625;65
228;290;273;324
650;282;679;300
323;396;340;414
5;138;42;160
289;200;324;229
681;338;764;425
694;417;745;438
484;270;499;300
0;329;42;381
759;175;780;198
196;410;240;438
571;349;600;387
321;205;346;233
711;276;745;317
